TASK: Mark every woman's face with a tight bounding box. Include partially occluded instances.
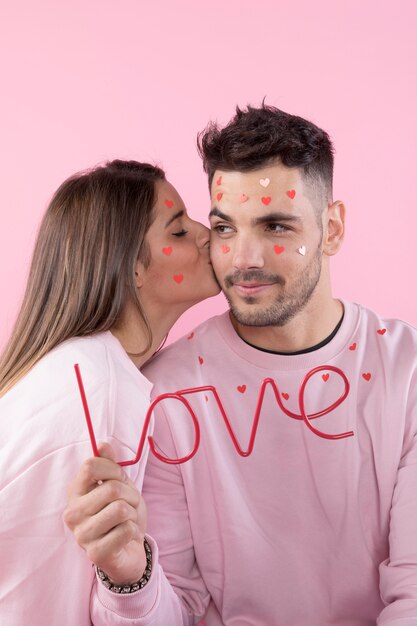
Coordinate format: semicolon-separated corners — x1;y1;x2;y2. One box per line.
139;179;220;309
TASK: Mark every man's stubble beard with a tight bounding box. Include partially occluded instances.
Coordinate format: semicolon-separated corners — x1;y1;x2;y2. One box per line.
223;246;323;328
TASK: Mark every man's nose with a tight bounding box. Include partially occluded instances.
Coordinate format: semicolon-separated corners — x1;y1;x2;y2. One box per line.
232;234;265;270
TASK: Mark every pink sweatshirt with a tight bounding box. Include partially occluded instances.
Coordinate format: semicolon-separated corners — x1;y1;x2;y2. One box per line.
0;332;151;626
91;301;417;625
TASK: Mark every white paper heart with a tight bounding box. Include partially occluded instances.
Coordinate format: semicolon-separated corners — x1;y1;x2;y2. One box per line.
298;245;306;256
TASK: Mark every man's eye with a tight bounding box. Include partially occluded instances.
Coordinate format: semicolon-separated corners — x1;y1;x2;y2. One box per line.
212;224;233;234
267;224;290;233
172;230;188;237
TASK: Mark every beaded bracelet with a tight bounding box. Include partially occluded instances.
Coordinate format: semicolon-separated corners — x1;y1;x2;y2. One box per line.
97;538;152;594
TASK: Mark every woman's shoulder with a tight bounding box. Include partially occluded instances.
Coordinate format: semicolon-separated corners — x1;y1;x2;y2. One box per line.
37;333;114;385
1;331;151;411
0;333;113;407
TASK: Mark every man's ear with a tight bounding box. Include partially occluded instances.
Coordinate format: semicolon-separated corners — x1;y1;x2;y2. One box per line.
322;200;345;256
134;260;145;288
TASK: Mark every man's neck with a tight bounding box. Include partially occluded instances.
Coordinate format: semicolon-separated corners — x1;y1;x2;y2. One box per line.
231;298;344;354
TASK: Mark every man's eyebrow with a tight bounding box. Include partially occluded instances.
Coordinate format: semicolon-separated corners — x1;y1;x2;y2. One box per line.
165;210;184;228
209;208;303;225
208;207;232;221
253;212;303;225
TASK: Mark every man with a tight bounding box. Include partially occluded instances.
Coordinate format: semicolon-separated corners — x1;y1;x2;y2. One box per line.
66;105;417;625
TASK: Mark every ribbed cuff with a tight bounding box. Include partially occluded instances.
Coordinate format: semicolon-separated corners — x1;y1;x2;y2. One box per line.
94;535;160;619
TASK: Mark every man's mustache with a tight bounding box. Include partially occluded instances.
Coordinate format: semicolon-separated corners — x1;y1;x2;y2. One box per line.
224;270;285;288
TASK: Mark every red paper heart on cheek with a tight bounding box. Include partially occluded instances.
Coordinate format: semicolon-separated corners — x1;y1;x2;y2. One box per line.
222;244;230;254
217;192;223;202
286;190;296;199
173;274;184;284
274;245;284;255
162;247;172;256
165;199;174;209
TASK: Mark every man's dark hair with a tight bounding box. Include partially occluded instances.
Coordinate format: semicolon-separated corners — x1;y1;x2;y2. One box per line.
197;103;334;211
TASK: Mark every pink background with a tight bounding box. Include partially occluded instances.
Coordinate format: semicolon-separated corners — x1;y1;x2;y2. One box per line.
1;0;416;350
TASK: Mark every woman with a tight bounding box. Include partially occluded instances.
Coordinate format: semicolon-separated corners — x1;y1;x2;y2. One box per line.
0;160;219;625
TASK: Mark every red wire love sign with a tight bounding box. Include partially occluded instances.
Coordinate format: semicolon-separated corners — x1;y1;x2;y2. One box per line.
74;363;353;467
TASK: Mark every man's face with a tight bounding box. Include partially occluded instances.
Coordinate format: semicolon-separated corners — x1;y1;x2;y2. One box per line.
209;162;326;327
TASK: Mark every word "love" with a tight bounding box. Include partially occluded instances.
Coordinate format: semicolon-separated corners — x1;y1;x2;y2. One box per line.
74;364;353;467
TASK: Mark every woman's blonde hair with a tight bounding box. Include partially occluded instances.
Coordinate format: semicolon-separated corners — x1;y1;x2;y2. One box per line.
0;159;165;397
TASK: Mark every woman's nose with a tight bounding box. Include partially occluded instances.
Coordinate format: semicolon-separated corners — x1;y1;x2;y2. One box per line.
195;222;210;248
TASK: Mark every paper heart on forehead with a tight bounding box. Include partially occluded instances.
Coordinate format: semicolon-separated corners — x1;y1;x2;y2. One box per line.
261;196;272;205
75;363;354;467
216;176;222;186
259;178;270;188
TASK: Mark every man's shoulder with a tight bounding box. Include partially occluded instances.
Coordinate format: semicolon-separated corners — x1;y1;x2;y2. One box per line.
354;303;417;370
357;302;417;340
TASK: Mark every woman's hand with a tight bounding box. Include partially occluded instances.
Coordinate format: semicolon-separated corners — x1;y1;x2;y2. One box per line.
64;442;148;585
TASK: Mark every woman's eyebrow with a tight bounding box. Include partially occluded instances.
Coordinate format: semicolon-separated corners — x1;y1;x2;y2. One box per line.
165;210;184;228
